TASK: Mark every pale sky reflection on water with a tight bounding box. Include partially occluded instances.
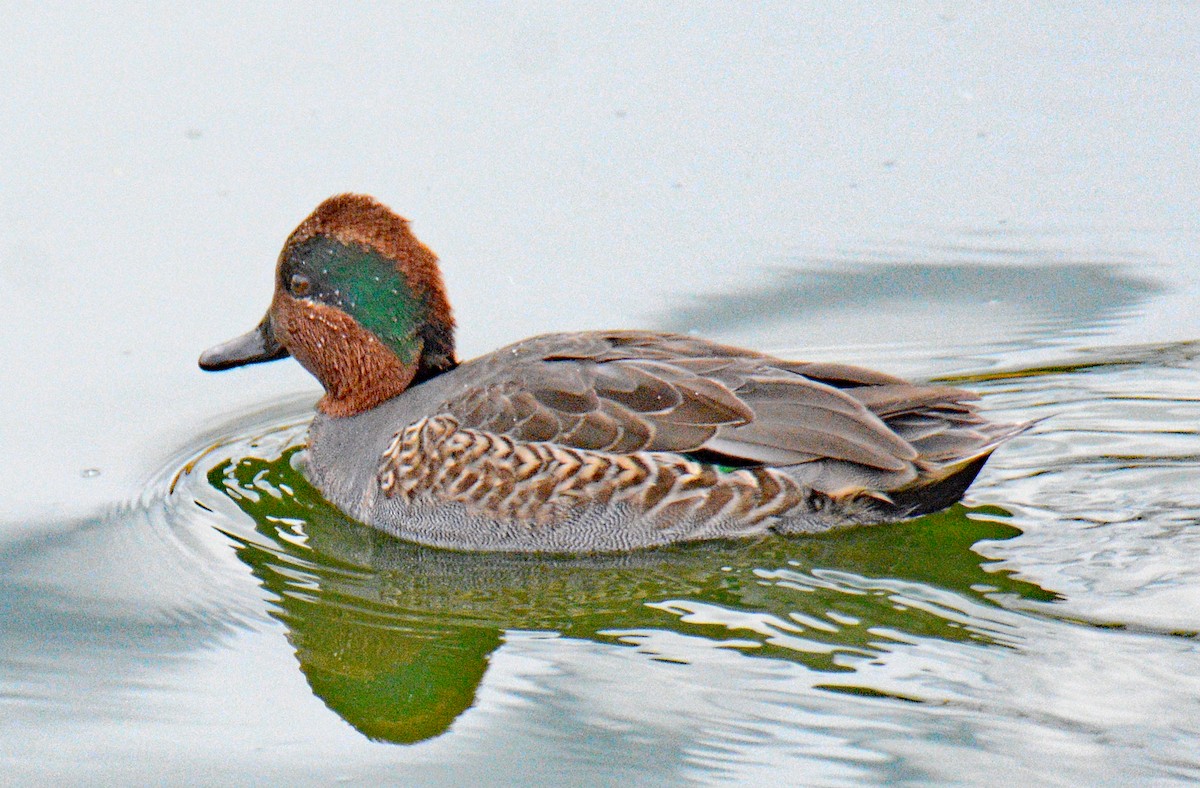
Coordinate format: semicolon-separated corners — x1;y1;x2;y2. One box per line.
2;4;1198;525
2;6;1200;783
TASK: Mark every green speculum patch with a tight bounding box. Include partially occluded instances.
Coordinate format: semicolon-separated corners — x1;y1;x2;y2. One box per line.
284;235;427;363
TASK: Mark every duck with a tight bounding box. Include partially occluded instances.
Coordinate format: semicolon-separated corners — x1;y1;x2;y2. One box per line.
200;194;1025;553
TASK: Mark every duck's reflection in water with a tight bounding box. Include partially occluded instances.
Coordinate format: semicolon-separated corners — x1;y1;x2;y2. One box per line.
212;447;1056;744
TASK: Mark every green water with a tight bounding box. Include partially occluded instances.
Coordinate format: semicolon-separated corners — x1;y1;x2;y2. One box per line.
5;330;1200;783
210;445;1052;744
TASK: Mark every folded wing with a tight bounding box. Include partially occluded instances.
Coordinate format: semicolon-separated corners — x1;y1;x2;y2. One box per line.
443;331;1007;495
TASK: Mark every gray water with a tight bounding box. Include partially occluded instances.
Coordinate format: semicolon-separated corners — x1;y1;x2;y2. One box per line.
3;5;1199;785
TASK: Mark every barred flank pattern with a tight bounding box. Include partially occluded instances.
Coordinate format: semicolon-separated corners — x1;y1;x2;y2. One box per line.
377;415;824;528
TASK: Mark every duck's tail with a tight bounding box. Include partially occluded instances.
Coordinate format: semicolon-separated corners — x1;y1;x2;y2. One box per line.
890;417;1039;518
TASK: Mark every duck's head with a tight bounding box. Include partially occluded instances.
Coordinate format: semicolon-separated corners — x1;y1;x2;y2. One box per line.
199;194;456;417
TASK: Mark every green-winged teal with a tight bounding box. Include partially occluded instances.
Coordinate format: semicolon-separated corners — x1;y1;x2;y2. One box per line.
200;194;1025;553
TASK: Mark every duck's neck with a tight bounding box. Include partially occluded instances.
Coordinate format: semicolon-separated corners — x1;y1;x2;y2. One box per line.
319;336;457;418
273;298;415;418
316;348;417;418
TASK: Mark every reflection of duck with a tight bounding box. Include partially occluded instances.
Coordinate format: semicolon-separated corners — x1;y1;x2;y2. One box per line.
213;444;1056;744
200;194;1025;551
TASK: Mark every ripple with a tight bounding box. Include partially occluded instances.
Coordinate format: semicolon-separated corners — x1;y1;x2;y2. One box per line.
658;243;1162;380
8;339;1200;782
947;341;1200;636
144;398;1067;757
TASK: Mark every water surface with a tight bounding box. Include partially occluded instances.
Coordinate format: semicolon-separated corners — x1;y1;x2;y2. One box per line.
5;251;1200;783
3;4;1200;784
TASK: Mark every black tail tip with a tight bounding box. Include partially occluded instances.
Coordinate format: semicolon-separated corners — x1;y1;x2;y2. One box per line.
892;450;996;519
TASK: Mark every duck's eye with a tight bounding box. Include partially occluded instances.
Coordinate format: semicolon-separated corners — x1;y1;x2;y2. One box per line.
288;273;311;296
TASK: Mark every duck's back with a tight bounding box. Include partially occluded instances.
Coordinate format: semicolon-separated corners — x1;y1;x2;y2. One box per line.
308;331;1022;552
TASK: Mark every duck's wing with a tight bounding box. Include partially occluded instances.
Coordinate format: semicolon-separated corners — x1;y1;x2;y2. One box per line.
442;331;1001;492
